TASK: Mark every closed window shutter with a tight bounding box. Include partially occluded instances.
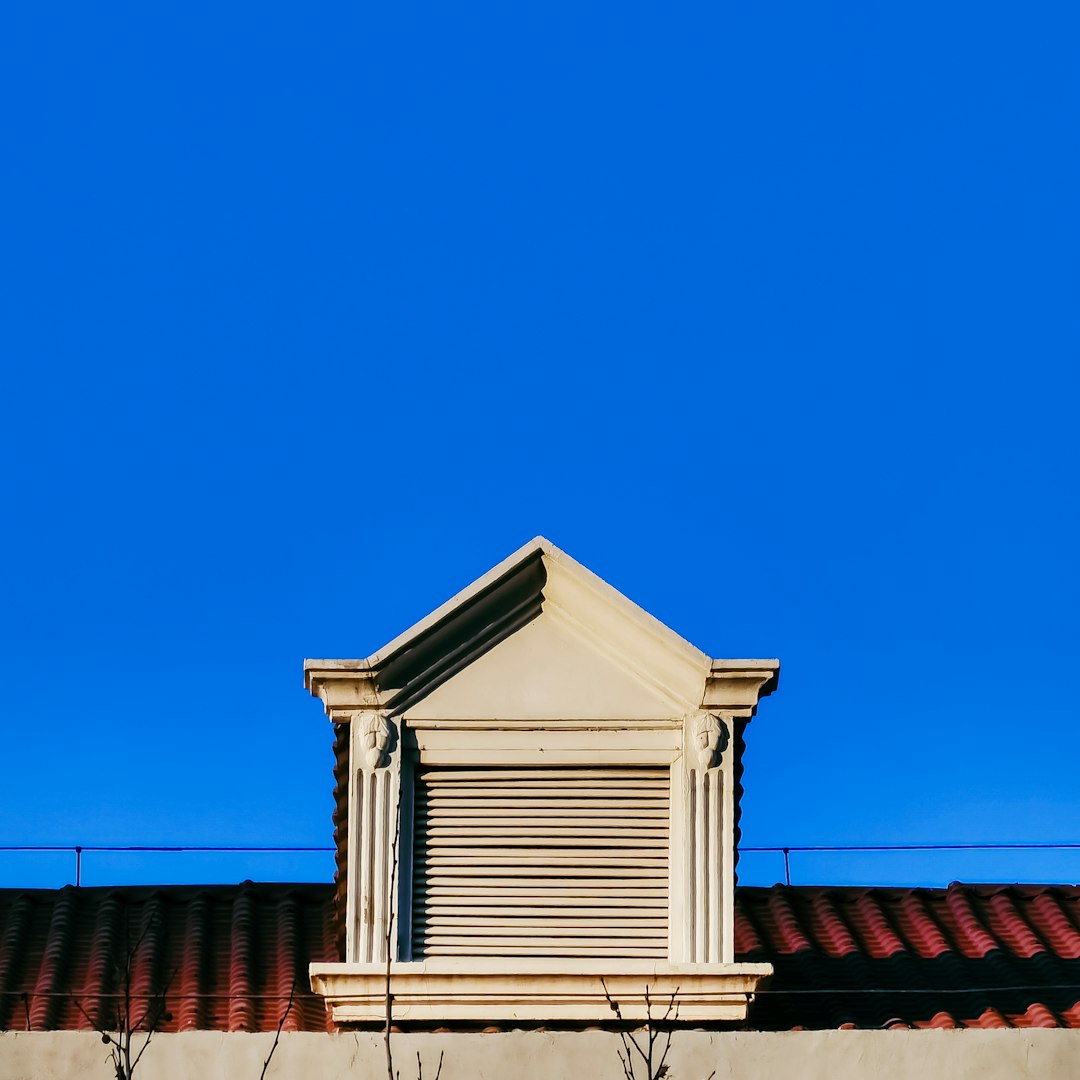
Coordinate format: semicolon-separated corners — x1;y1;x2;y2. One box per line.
412;765;670;958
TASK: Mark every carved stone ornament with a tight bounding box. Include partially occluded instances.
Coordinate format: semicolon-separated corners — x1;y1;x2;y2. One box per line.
692;712;729;769
360;713;391;770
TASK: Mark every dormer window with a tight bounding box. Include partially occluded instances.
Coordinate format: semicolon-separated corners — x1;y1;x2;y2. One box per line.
306;538;778;1025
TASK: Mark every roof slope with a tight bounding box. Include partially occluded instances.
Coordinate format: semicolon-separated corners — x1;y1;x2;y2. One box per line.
3;882;1080;1032
0;883;336;1033
738;884;1080;1030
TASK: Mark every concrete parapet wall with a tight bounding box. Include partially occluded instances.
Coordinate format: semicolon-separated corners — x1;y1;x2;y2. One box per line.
2;1028;1079;1080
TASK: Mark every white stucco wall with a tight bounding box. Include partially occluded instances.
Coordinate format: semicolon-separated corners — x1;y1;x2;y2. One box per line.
1;1029;1078;1080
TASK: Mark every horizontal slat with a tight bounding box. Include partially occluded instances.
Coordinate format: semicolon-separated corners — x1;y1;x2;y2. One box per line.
415;894;670;905
421;790;668;797
417;769;670;782
416;863;667;875
421;803;665;812
420;778;668;787
414;932;667;947
418;896;666;908
419;788;668;799
418;881;667;896
416;856;664;869
420;778;667;788
418;823;666;834
419;904;665;917
413;943;667;957
418;834;667;847
418;809;670;820
415;917;667;929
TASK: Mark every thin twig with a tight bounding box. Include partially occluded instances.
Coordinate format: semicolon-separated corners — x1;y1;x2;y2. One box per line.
129;961;176;1076
386;781;402;1080
259;979;297;1080
71;994;120;1055
416;1049;445;1080
653;989;679;1079
128;1025;154;1074
601;977;651;1076
645;986;653;1080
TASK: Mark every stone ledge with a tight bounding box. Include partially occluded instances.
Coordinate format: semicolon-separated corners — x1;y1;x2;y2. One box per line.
310;961;773;1025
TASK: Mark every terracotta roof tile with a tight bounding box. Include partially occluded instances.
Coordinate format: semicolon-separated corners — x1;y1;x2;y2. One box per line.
1028;894;1080;959
846;894;906;960
975;1006;1011;1028
940;884;998;959
1016;1001;1059;1028
1057;998;1080;1029
894;892;950;959
733;907;764;955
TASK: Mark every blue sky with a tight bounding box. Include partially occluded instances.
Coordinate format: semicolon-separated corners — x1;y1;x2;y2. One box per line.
1;2;1077;889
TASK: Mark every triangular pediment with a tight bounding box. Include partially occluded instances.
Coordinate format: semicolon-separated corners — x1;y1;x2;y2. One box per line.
371;537;712;717
402;604;686;721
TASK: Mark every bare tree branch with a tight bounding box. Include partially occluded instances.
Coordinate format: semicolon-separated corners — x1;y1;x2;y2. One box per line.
601;978;651;1073
601;979;683;1080
69;908;174;1080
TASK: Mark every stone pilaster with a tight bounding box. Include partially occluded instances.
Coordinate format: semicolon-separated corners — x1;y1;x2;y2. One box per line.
349;711;401;964
684;712;732;964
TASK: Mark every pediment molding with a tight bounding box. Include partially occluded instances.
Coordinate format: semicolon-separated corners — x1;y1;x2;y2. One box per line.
306;537;779;726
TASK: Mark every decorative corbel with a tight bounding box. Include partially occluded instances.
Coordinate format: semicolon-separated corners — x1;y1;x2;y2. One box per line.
360;712;391;770
689;711;729;770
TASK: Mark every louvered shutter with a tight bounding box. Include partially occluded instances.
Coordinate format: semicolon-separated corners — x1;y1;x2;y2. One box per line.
411;765;670;958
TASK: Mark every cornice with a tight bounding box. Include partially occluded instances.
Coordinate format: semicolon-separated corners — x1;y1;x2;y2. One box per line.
701;660;780;717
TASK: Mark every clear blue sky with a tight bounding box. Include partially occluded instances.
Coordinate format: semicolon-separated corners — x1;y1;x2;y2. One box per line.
1;2;1077;890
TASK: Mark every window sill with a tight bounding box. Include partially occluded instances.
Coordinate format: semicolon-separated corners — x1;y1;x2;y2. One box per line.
309;961;773;1026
